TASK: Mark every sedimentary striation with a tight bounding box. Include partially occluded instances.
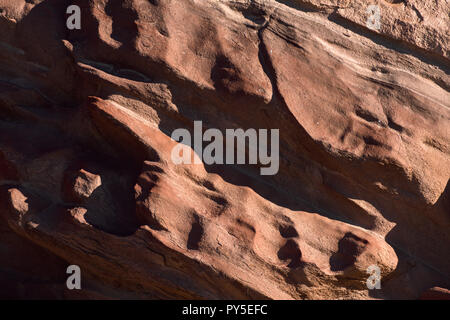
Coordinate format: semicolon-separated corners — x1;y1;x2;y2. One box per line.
0;0;448;299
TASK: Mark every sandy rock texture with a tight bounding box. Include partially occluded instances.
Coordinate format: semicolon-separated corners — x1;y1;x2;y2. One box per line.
0;0;448;299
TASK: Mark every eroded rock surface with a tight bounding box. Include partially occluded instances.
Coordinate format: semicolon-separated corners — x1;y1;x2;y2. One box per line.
0;0;448;299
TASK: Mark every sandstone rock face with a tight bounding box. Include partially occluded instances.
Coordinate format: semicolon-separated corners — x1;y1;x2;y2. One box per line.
420;287;450;300
0;0;448;299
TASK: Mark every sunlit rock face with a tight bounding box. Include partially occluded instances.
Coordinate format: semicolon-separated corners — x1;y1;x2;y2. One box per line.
0;0;448;299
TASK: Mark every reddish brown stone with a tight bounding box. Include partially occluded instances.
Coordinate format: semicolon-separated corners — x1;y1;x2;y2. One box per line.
420;287;450;300
0;0;448;300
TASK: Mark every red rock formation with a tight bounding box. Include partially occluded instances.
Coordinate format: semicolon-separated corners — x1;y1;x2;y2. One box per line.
420;287;450;300
0;0;448;299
